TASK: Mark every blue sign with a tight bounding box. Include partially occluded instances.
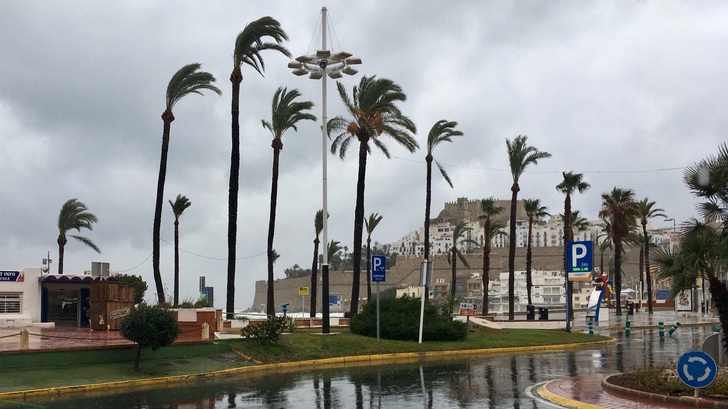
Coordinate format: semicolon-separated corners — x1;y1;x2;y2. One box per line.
0;271;24;282
677;350;717;389
371;255;386;282
567;241;593;280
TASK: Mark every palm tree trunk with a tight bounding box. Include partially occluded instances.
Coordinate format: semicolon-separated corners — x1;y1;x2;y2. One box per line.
226;67;242;319
173;219;180;306
310;238;319;318
57;234;66;275
563;194;573;321
709;278;728;354
451;247;457;297
424;156;433;302
482;220;491;315
508;184;519;320
526;218;533;305
266;143;281;316
614;239;623;316
643;223;654;314
349;135;369;316
366;238;372;302
153;112;173;305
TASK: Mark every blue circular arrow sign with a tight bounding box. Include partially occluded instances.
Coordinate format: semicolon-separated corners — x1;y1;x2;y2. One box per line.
677;350;717;389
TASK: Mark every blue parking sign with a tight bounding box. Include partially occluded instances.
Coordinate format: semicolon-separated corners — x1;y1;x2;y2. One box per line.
371;255;386;282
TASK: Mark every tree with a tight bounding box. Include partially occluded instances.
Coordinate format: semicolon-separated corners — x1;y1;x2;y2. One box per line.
310;210;325;317
505;135;551;319
634;198;666;314
684;142;728;229
446;221;478;297
262;87;316;316
423;120;463;301
120;305;181;372
599;187;637;316
365;212;383;302
523;198;549;306
115;274;148;305
478;197;504;315
227;17;290;319
57;198;100;275
168;194;191;306
153;63;220;305
329;76;418;316
556;171;590;321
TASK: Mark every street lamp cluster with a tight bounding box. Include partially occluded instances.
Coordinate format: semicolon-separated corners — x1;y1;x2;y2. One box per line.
288;7;361;333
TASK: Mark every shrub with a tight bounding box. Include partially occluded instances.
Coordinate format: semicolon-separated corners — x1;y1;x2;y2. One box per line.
241;316;287;345
350;295;466;341
115;274;148;304
120;305;181;371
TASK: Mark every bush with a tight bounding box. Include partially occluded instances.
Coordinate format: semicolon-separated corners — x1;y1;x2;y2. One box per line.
350;295;466;341
115;274;148;304
120;305;181;371
241;316;287;344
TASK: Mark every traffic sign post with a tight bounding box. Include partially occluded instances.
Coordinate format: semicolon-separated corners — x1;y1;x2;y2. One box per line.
371;255;386;342
298;287;309;315
567;241;593;281
677;350;717;398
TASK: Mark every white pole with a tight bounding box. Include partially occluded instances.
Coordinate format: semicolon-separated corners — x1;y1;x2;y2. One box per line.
376;280;380;341
418;285;425;343
320;7;330;334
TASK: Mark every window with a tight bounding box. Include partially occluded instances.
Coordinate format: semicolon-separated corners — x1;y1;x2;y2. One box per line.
0;293;21;314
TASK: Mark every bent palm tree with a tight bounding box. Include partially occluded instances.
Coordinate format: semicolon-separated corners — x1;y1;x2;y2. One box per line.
446;221;478;297
154;63;220;305
329;76;418;316
556;171;590;321
505;135;551;319
423;120;463;300
310;210;325;317
365;212;383;302
262;87;315;316
479;197;504;314
57;199;100;275
634;198;666;314
168;194;191;306
227;17;290;318
599;187;637;316
523;198;548;306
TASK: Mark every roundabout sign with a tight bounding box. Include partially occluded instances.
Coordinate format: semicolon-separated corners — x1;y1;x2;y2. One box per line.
677;350;717;389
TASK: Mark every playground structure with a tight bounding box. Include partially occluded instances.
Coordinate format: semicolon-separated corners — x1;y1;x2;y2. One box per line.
586;272;612;326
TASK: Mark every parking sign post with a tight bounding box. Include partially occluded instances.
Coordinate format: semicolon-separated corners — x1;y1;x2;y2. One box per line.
372;255;386;342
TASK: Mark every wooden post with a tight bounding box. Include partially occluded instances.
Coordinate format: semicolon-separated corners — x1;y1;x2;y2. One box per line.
201;322;210;340
20;329;29;350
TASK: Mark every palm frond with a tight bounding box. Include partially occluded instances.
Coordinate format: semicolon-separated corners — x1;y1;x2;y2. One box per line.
69;235;101;254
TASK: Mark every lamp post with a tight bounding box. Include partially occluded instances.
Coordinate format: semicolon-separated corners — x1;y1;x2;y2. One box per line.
289;7;361;334
664;217;676;232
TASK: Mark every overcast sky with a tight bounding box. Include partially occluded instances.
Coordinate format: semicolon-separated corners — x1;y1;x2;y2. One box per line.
1;1;725;310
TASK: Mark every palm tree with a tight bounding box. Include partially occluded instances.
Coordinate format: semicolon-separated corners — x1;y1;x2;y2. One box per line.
57;199;100;275
227;17;290;319
329;76;418;316
365;213;383;302
556;171;590;321
634;198;666;314
423;120;463;300
505;135;551;319
683;142;728;229
262;87;316;316
654;220;728;347
568;210;591;237
478;197;504;315
327;239;344;266
310;210;325;317
168;194;191;306
523;198;549;306
446;221;478;297
153;63;220;305
599;187;637;316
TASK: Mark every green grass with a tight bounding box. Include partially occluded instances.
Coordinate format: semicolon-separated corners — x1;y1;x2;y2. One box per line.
230;329;610;364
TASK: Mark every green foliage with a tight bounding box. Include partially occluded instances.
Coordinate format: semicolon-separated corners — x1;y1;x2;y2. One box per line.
284;316;298;333
350;295;466;341
241;316;287;344
115;274;148;304
120;305;181;350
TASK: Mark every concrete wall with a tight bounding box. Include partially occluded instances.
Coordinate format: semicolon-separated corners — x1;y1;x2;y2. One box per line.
0;267;42;327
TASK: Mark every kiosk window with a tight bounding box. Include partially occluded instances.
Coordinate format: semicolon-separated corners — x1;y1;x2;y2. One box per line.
0;293;21;314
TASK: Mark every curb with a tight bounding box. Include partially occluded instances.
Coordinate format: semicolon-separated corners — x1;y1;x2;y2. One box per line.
601;374;728;408
536;383;607;409
0;338;616;402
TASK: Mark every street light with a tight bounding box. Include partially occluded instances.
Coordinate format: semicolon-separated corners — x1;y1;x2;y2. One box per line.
664;217;676;232
289;7;361;334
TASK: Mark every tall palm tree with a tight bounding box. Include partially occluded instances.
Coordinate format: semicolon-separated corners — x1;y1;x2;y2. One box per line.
57;198;100;275
568;210;591;237
168;194;191;306
262;87;316;316
523;198;549;306
310;210;325;317
423;120;463;300
153;63;220;305
478;197;504;315
505;135;551;319
329;76;418;316
599;187;637;316
365;213;383;302
227;17;290;319
634;198;666;314
446;221;478;297
556;171;590;321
